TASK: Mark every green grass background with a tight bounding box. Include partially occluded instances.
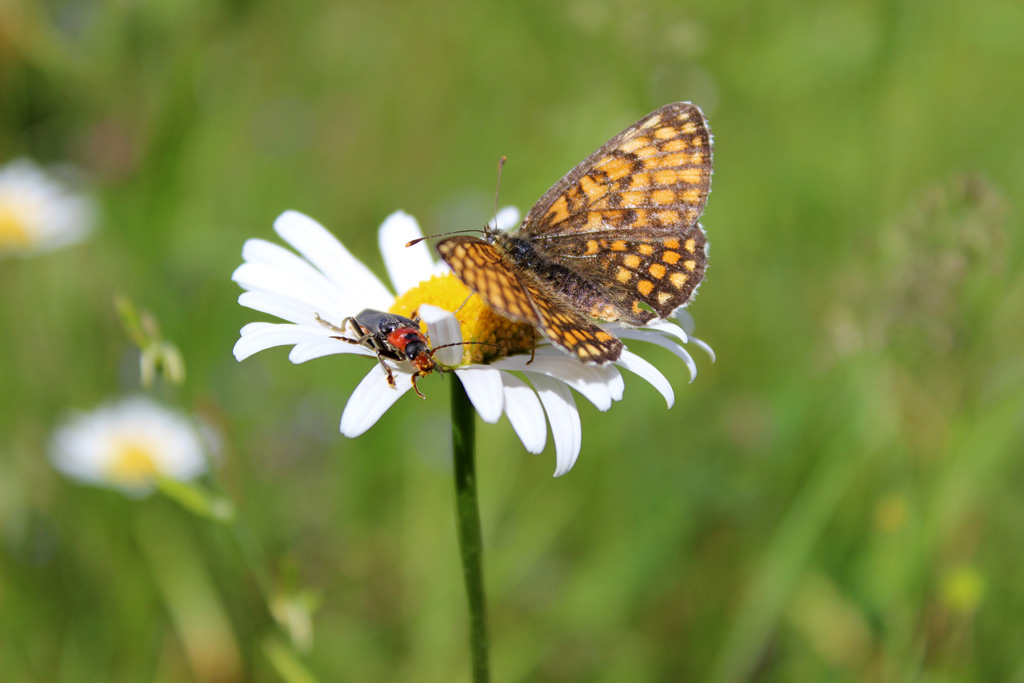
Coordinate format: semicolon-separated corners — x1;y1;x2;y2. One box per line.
3;0;1024;681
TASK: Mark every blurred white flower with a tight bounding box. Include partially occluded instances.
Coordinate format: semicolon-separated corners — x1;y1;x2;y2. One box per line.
50;397;209;496
233;210;712;476
0;158;95;257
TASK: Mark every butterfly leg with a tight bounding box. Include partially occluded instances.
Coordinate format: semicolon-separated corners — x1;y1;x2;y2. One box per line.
453;293;474;315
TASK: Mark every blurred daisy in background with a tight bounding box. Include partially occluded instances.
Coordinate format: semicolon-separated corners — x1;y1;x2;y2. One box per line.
0;158;96;257
233;210;713;476
50;397;210;496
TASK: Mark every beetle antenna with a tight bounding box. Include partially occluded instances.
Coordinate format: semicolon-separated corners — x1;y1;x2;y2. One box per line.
431;340;501;353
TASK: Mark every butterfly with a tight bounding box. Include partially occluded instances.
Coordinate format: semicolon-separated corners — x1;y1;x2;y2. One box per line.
436;102;713;365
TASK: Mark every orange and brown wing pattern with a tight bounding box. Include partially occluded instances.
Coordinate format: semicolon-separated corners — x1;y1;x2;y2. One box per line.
437;236;624;364
523;281;623;364
563;228;708;320
436;103;713;366
522;102;712;244
436;236;542;326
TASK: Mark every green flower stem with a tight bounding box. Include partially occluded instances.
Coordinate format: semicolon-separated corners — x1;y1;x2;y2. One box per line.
451;378;490;682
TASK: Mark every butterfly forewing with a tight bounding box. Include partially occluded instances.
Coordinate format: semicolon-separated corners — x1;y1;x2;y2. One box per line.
436;237;542;325
523;102;712;242
438;236;623;363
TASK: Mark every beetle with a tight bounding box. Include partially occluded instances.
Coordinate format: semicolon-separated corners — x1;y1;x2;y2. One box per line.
316;309;508;398
315;309;437;398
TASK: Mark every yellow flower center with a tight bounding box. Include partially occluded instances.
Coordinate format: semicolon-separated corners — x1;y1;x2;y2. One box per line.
0;201;33;250
390;273;536;366
106;438;161;487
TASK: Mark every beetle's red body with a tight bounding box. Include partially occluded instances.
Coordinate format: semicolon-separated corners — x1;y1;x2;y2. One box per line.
384;325;436;375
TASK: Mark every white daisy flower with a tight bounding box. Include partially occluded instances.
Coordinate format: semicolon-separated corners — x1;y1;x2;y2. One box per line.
0;158;96;257
50;397;209;496
233;210;713;476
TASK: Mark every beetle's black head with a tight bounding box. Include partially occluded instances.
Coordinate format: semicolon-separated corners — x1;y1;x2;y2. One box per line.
403;338;430;362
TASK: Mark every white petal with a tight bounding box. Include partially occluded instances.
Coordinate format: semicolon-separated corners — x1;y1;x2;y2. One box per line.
490;205;521;232
237;291;320;325
339;364;414;437
528;374;581;477
273;210;393;310
615;349;674;408
454;368;505;424
644;319;689;344
0;159;95;255
500;373;546;454
232;262;346;318
289;337;373;364
236;241;345;301
418;304;463;365
683;350;699;383
614;328;698;381
241;238;323;277
378;211;437;294
233;323;326;361
48;397;207;495
689;335;716;363
491;351;622;410
673;310;696;334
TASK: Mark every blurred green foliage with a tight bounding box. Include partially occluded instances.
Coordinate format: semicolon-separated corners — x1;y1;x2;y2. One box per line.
3;0;1024;681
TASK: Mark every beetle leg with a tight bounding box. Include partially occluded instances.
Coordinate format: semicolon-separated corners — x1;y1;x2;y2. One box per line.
372;350;395;387
316;313;358;339
338;317;372;344
314;313;346;334
410;371;427;400
343;317;365;337
314;313;374;346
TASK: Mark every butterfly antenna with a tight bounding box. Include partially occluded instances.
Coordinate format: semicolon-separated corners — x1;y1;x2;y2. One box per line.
490;156;507;232
405;156;507;248
405;228;486;248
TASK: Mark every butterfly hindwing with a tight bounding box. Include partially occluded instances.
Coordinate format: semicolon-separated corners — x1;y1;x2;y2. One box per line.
523;281;623;364
559;227;708;320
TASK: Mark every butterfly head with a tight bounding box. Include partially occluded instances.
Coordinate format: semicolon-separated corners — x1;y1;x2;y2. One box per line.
494;233;540;269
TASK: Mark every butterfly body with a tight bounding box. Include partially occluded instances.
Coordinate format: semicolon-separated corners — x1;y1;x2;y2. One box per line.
438;102;712;365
